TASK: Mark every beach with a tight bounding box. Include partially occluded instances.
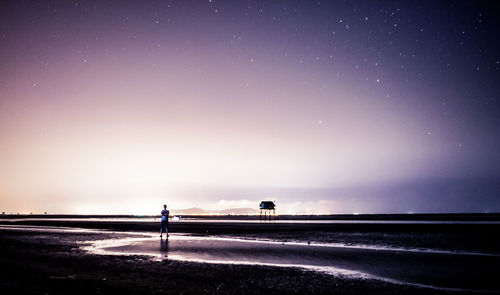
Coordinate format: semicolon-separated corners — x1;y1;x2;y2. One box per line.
1;215;499;294
3;0;500;294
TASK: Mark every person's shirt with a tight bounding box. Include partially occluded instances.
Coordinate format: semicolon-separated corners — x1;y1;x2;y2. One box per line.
161;209;169;221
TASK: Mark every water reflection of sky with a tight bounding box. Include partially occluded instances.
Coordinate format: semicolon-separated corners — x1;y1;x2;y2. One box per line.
1;223;498;292
1;217;499;224
85;234;500;292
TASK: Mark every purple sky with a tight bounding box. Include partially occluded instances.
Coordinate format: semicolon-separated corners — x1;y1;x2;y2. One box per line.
1;1;500;214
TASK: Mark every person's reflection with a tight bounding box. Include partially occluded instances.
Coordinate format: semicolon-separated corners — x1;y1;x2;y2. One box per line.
160;238;169;257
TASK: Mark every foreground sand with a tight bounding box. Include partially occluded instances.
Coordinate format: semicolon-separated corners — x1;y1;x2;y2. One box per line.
0;225;490;294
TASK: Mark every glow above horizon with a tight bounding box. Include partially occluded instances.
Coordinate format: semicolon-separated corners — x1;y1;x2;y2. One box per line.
1;1;499;214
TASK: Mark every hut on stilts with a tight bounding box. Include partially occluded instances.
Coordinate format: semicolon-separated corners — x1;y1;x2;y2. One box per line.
259;201;277;220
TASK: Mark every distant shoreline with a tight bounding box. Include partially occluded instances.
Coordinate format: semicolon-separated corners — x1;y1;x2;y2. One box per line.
2;212;500;221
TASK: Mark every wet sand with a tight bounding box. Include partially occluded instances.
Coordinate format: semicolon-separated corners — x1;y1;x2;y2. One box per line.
90;235;500;291
1;219;499;294
2;218;500;254
0;228;450;295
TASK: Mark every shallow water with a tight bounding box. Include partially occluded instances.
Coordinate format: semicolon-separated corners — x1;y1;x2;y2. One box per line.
86;234;500;292
2;223;498;292
3;217;500;224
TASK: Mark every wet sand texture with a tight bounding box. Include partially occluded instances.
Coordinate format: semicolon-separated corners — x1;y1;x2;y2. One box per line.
98;236;499;291
0;229;454;295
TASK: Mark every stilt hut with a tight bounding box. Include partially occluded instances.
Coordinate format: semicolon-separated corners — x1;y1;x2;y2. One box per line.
259;201;277;220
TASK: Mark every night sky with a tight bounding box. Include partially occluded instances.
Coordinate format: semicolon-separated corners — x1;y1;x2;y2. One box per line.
1;1;500;214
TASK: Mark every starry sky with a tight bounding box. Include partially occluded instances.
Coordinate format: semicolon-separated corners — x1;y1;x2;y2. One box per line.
1;0;500;214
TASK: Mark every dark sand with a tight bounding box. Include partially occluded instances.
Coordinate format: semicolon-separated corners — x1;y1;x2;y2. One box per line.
2;218;500;254
1;218;499;294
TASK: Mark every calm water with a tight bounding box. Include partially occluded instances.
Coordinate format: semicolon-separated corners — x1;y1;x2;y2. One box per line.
85;234;500;292
1;222;499;292
2;217;499;224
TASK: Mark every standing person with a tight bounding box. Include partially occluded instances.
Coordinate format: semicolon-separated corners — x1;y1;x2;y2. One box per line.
160;204;169;238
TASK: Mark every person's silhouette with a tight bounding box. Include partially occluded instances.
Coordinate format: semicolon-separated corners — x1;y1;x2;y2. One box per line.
160;204;169;238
